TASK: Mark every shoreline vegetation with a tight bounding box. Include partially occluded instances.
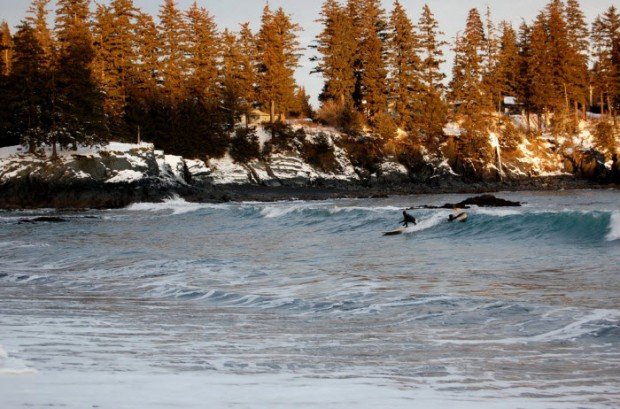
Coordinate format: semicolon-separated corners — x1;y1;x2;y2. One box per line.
0;0;619;209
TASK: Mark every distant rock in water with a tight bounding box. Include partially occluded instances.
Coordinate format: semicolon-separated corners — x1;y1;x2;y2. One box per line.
414;194;522;209
18;216;68;224
456;194;522;207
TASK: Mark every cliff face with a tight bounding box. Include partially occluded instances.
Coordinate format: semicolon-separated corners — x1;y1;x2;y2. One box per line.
0;123;616;209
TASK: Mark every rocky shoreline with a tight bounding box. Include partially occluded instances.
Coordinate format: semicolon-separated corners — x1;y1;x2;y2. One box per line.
1;137;617;210
0;174;614;210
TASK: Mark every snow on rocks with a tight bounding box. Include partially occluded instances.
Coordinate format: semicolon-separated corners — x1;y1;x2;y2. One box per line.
207;154;251;185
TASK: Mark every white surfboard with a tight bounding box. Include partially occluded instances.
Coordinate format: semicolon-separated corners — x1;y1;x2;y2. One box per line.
383;227;407;236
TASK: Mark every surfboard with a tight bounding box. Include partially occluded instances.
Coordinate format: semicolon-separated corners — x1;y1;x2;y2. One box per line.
383;227;407;236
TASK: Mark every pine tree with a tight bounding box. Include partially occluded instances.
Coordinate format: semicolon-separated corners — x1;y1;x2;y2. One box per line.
545;0;576;127
54;0;107;153
256;5;302;122
564;0;589;119
1;21;13;76
450;8;493;169
133;12;159;95
55;0;89;46
592;6;620;118
387;0;421;132
528;12;554;124
481;6;502;112
346;0;365;109
417;5;446;93
516;22;535;131
158;0;188;103
238;23;258;108
0;22;11;146
495;22;520;106
25;0;54;64
314;0;356;104
450;9;488;112
358;0;388;120
416;4;448;151
9;21;50;151
186;2;219;101
220;26;256;128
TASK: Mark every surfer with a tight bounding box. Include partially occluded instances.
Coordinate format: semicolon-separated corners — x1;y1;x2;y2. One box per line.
448;208;468;222
401;210;417;227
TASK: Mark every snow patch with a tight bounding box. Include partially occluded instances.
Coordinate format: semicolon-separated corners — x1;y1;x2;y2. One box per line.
105;170;144;184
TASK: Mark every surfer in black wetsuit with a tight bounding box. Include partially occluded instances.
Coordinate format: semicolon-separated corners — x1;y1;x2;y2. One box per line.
448;208;467;222
401;210;417;227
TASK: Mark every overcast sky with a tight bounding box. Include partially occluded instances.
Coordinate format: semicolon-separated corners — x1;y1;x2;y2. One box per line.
0;0;613;106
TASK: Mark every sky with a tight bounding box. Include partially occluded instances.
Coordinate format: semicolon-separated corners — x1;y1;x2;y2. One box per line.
0;0;614;107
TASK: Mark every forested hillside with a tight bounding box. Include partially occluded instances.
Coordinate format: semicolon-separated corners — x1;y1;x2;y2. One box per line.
0;0;618;182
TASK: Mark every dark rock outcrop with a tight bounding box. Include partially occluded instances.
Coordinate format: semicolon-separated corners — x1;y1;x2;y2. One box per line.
412;194;522;209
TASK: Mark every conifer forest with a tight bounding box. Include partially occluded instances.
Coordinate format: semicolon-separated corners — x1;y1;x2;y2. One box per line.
0;0;618;179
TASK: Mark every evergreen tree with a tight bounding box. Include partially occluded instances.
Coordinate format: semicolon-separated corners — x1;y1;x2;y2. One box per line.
9;22;50;151
528;12;554;123
450;8;493;169
495;22;520;106
55;0;89;46
26;0;54;63
416;4;448;151
133;12;159;95
1;21;13;76
417;5;446;93
346;0;365;109
387;0;421;132
54;0;107;153
358;0;388;120
450;9;488;111
482;6;502;112
515;22;536;131
545;0;577;125
186;2;219;101
158;0;188;103
220;27;255;128
564;0;589;119
238;23;258;108
592;6;620;118
314;0;356;104
256;5;302;121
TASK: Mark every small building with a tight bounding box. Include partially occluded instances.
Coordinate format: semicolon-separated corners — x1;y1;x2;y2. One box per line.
502;96;522;115
241;109;272;126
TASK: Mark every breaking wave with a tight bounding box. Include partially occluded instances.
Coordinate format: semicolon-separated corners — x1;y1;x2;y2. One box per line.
607;211;620;241
124;196;229;215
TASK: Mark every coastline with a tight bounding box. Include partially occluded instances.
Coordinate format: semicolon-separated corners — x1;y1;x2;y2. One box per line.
0;176;615;210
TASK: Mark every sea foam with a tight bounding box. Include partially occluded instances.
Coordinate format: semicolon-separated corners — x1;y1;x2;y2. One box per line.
125;196;228;215
607;212;620;241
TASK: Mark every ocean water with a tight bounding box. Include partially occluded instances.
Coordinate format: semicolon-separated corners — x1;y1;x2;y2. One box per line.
0;189;619;408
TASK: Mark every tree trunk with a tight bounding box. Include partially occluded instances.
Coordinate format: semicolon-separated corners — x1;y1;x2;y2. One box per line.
608;95;617;126
574;100;579;128
270;100;275;138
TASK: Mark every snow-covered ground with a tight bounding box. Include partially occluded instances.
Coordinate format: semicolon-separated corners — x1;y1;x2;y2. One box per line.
0;122;614;189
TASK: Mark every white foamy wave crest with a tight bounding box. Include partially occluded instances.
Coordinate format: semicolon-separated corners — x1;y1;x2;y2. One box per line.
259;204;305;218
405;211;447;233
125;196;228;215
607;212;620;241
329;205;402;214
259;204;401;219
0;345;38;376
474;208;522;217
435;309;619;345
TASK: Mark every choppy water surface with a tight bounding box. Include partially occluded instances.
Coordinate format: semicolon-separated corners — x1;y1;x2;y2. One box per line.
0;190;619;408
